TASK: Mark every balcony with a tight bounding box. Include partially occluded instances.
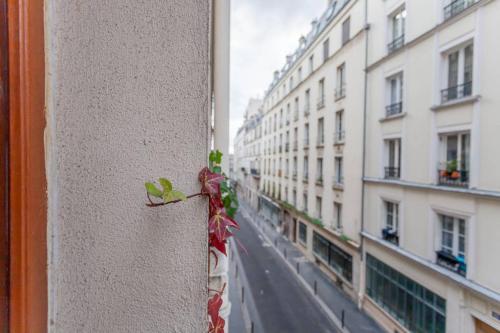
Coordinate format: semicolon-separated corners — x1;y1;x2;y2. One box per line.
335;85;346;101
303;140;309;150
303;175;309;183
285;143;289;152
387;34;404;54
441;81;472;104
436;250;467;277
384;167;400;179
382;227;399;246
334;131;345;144
444;0;475;20
333;177;344;190
316;138;325;148
293;141;298;151
438;168;469;188
385;102;403;117
292;173;298;181
304;105;310;117
315;177;323;186
317;97;325;109
250;168;260;178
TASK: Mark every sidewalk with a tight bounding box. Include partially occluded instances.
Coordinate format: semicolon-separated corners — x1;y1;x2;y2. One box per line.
239;201;386;333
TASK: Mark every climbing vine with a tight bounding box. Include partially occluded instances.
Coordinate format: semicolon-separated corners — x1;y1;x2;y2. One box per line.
145;150;239;333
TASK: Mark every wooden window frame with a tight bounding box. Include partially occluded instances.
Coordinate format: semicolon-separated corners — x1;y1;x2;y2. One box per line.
7;0;47;331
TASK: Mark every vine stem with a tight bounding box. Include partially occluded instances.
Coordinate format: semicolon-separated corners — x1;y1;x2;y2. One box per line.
146;192;204;207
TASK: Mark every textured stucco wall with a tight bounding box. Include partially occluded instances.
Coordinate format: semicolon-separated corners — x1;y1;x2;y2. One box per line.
45;1;210;332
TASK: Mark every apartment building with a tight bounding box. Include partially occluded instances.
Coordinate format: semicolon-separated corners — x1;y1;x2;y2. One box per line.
256;0;367;301
234;0;500;332
234;99;264;211
362;1;500;333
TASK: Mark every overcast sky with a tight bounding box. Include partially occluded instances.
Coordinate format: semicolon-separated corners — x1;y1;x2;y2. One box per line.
229;0;325;153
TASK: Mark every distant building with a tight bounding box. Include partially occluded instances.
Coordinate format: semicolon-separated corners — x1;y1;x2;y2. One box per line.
234;0;500;332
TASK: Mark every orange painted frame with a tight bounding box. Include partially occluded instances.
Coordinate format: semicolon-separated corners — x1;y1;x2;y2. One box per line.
8;0;47;332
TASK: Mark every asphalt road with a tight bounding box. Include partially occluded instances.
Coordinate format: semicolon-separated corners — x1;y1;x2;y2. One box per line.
234;212;339;333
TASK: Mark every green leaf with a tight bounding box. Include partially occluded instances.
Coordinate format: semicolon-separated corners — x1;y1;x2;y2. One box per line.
223;195;231;208
209;150;223;164
171;190;187;201
213;166;222;175
145;182;163;198
163;191;175;203
158;178;173;193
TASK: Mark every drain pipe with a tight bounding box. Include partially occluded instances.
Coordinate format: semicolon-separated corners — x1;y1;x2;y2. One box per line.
211;0;231;330
359;0;369;309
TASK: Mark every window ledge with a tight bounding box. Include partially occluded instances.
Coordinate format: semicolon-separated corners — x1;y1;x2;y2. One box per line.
379;112;407;123
431;95;481;111
333;140;345;146
332;183;344;191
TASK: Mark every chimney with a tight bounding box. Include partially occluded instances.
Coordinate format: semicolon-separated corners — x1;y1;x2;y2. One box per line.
273;70;280;80
286;55;293;64
311;19;318;29
299;35;306;47
327;0;335;7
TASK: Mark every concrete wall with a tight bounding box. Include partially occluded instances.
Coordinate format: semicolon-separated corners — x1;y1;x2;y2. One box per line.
45;1;210;332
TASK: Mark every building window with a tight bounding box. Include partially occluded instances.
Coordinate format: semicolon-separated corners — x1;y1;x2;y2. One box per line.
304;123;310;147
316;158;323;185
298;67;303;82
437;214;467;277
444;0;476;20
294;97;299;121
293;189;297;206
388;7;406;53
303;193;308;213
382;201;399;245
285;131;290;152
317;78;325;108
438;132;470;187
309;54;314;74
335;110;345;143
293;127;298;150
299;222;307;244
334;202;342;229
293;157;298;179
335;64;346;100
289;75;294;91
313;232;353;282
304;89;311;116
323;38;330;63
316;196;322;219
385;138;401;179
342;17;350;46
285;158;289;177
441;43;473;103
280;109;283;128
286;103;291;125
303;156;309;181
317;118;324;146
366;255;446;333
334;157;343;185
386;72;404;117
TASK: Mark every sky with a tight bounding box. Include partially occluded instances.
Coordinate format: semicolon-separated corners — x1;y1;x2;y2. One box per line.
229;0;325;153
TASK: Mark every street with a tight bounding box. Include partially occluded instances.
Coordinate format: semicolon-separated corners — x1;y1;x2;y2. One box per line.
229;210;339;333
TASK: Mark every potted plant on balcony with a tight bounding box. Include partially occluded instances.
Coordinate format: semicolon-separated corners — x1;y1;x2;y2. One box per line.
446;159;460;179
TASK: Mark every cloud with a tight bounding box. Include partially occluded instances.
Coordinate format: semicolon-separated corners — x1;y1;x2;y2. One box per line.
229;0;325;153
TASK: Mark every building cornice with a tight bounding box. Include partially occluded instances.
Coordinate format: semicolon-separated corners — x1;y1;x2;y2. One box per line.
362;232;500;304
364;177;500;200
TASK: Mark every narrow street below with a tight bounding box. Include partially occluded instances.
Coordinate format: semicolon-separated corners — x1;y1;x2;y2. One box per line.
229;211;339;333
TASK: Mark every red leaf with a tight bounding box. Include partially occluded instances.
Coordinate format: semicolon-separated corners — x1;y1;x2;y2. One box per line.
208;316;225;333
209;233;227;256
208;207;240;242
199;167;225;196
208;292;223;324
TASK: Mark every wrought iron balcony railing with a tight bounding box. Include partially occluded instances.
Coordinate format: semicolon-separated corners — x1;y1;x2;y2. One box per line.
334;131;345;144
444;0;475;20
441;81;472;103
436;250;467;277
335;85;346;101
438;168;469;188
384;167;400;179
387;34;405;53
385;102;403;117
382;227;399;246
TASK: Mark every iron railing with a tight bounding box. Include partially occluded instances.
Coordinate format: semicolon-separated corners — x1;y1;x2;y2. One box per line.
385;102;403;117
384;167;400;179
387;34;405;53
441;81;472;103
